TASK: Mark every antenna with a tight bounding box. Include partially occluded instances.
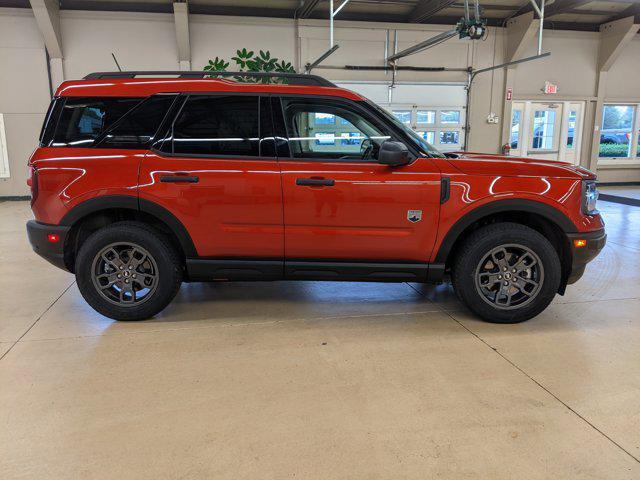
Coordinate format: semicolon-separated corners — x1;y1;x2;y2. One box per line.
111;53;122;72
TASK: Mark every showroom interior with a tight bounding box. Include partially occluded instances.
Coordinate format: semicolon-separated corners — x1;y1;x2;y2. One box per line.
1;0;639;478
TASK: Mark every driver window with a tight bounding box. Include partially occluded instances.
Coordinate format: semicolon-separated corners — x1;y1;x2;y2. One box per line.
281;98;392;161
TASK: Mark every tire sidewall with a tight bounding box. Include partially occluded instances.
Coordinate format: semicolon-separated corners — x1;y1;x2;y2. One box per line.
76;224;181;320
454;225;561;323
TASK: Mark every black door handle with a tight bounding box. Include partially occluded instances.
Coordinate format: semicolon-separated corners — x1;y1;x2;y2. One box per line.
296;178;335;187
160;175;199;183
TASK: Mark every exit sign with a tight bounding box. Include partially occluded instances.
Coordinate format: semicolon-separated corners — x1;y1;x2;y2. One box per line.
543;81;558;94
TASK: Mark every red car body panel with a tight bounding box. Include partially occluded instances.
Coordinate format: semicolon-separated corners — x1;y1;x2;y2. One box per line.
55;78;363;101
30;147;141;224
280;157;442;261
139;152;284;258
28;77;604;269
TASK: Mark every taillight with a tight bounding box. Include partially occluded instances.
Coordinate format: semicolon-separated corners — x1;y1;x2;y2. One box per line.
28;165;39;206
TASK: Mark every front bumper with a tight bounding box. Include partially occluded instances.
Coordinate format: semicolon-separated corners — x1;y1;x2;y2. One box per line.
26;220;71;271
566;228;607;285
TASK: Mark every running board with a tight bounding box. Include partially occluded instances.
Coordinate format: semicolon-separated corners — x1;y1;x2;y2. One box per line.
186;259;445;283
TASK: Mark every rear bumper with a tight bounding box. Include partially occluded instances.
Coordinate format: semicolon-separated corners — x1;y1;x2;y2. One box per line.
26;220;71;272
566;229;606;285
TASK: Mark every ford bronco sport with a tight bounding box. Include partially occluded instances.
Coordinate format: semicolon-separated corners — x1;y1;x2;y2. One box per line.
27;71;606;323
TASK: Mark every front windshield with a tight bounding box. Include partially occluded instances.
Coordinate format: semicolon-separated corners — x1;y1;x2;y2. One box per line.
364;100;446;158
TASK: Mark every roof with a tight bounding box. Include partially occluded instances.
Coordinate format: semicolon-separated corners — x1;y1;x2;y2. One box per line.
3;0;639;32
54;77;365;100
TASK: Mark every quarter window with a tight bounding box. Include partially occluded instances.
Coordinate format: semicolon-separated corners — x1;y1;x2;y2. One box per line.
52;97;142;147
171;96;260;156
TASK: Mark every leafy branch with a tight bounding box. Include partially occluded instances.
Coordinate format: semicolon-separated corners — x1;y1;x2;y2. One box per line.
204;48;296;83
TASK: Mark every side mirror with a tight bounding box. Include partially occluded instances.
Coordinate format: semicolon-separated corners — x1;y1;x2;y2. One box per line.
378;141;409;167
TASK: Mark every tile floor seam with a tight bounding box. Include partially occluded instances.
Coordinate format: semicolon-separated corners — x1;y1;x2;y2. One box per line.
11;309;445;344
443;309;640;466
0;281;75;362
607;240;640;252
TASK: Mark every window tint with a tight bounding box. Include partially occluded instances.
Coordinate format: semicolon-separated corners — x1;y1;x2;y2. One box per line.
52;97;142;147
99;95;176;149
281;98;394;161
171;96;260;156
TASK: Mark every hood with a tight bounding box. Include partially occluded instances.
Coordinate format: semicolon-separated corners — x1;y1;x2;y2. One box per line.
445;152;596;180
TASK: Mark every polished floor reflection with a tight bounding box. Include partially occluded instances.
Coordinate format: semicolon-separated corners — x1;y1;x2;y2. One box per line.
1;200;639;479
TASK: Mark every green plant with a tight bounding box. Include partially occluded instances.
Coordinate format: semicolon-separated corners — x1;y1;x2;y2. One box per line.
203;56;229;72
598;143;630;158
204;48;295;83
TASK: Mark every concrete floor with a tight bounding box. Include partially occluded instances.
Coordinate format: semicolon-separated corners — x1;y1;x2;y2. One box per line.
1;199;639;479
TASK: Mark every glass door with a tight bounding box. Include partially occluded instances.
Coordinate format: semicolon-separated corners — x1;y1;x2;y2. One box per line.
561;102;583;165
528;103;563;159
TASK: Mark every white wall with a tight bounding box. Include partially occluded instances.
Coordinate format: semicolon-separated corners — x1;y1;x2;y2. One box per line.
0;9;51;196
1;7;639;197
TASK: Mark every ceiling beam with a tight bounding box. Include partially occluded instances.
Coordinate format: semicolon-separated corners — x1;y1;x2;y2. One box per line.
505;12;540;62
173;1;191;70
609;3;640;22
598;14;639;70
514;0;595;18
408;0;458;23
296;0;321;19
28;0;62;58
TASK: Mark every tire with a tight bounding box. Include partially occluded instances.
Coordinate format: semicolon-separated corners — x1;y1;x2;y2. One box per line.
451;222;560;324
75;222;183;321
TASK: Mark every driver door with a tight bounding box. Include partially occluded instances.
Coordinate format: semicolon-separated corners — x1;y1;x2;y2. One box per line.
275;96;442;262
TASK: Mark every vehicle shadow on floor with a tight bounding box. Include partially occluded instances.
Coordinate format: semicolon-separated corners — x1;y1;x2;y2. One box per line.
147;280;454;325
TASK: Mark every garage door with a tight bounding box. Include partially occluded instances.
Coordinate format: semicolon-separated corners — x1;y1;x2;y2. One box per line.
335;82;466;152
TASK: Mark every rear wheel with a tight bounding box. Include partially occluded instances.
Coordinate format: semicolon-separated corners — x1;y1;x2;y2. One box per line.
76;222;182;320
452;223;561;323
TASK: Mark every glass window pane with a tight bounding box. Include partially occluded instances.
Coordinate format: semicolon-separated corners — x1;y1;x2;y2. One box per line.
392;110;411;125
599;105;634;158
531;110;556;149
566;110;577;149
440;110;460;124
416;131;435;144
510;110;522;149
314;133;335;145
341;132;362;146
416;110;435;124
53;97;143;147
172;96;259;156
314;112;335;125
100;95;176;149
282;98;394;160
439;130;460;145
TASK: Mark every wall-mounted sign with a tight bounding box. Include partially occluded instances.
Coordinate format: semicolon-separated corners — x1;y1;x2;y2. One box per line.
506;88;513;101
543;81;558;94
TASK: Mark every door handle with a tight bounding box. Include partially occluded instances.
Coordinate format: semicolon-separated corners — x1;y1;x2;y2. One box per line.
296;178;335;187
160;175;199;183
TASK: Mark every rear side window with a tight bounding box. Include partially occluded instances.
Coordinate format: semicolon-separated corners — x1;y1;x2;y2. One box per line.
52;97;142;147
98;95;176;149
170;95;260;157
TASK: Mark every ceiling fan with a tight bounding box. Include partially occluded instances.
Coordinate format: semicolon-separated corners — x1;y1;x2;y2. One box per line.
387;0;487;63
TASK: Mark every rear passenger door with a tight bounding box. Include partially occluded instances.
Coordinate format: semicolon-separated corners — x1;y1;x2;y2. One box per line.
139;95;283;260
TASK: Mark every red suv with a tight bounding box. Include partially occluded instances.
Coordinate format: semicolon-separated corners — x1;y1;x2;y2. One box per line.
27;71;605;323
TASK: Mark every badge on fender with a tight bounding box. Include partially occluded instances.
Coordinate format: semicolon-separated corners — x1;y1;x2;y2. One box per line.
407;210;422;223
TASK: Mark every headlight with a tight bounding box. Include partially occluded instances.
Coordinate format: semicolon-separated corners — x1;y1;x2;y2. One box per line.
582;181;599;215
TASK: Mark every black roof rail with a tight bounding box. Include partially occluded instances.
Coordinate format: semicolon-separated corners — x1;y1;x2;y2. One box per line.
82;71;337;87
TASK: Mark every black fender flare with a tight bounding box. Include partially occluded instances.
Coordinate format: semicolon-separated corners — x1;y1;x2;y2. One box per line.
60;195;197;257
434;198;577;264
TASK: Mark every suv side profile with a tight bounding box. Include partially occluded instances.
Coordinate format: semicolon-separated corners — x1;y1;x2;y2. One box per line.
27;71;606;323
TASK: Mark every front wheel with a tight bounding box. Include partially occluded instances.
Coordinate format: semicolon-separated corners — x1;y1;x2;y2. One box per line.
76;222;183;321
452;223;561;323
